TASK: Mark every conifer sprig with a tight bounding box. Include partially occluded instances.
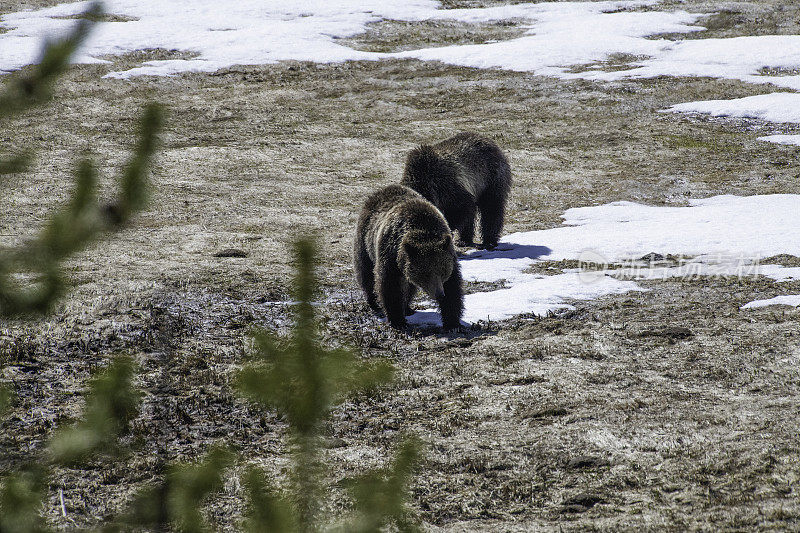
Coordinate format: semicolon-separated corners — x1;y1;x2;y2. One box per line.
0;3;162;319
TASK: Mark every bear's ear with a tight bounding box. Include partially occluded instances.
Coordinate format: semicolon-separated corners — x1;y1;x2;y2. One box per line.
441;234;452;250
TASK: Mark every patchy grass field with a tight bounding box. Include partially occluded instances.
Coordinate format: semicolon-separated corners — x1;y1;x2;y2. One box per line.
2;0;800;530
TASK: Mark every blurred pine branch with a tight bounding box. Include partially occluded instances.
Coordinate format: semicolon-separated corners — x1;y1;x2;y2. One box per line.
0;3;419;529
236;238;419;532
0;357;140;532
0;2;100;118
116;446;236;532
0;0;162;319
49;356;141;465
0;4;161;530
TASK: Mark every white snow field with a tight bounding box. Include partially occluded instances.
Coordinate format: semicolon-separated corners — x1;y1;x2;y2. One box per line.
3;0;800;144
410;194;800;325
4;1;800;134
0;0;798;90
564;35;800;91
0;0;699;78
757;135;800;146
0;0;795;88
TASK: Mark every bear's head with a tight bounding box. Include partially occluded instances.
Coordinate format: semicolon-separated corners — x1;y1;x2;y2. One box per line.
398;231;456;301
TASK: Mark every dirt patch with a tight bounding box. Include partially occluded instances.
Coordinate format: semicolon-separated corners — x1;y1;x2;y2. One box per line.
55;13;138;23
650;2;800;40
758;66;800;77
566;53;651;74
761;254;800;266
636;325;694;342
343;19;527;53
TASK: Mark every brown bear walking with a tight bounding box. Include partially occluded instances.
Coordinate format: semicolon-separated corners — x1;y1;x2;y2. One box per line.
401;132;511;249
354;184;464;330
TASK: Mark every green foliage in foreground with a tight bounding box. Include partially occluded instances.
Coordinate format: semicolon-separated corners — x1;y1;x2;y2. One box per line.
48;356;141;465
115;446;236;532
0;3;99;120
337;437;421;533
236;238;396;529
236;238;420;533
0;357;140;532
0;467;48;533
0;1;161;449
0;240;420;532
0;4;419;529
0;358;237;533
0;385;9;418
0;0;162;319
237;240;395;438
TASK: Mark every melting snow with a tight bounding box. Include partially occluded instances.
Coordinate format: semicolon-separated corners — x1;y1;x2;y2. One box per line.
5;1;800;139
566;36;800;91
0;0;692;79
666;93;800;145
665;93;800;125
2;0;799;95
741;295;800;310
757;135;800;146
394;2;704;75
410;194;800;325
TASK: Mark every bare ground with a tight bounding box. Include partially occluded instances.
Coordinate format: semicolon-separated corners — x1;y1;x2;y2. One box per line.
2;0;800;530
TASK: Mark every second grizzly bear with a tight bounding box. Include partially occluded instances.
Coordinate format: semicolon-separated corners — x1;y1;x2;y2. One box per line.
354;185;464;330
401;131;511;249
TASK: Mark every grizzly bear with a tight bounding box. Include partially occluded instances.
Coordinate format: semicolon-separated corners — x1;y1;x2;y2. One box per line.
354;184;464;330
401;131;511;249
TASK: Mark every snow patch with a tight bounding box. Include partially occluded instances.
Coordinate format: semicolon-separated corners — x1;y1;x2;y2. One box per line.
410;194;800;324
395;3;703;75
741;295;800;310
569;36;800;91
666;94;800;145
506;194;800;263
3;0;800;104
757;134;800;146
665;93;800;124
0;0;439;76
0;0;700;79
757;264;800;282
408;272;642;326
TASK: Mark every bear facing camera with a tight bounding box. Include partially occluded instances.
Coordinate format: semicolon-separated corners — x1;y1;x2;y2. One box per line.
401;131;511;249
354;185;464;330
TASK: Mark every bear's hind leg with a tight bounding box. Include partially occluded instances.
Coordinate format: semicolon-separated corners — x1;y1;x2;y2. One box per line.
454;205;477;247
477;187;507;249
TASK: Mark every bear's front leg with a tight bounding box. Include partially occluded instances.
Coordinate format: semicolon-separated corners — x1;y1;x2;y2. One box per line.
375;262;408;329
403;282;417;316
438;265;464;331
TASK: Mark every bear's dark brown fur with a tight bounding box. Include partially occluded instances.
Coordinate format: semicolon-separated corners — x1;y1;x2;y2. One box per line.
401;131;511;249
354;184;464;330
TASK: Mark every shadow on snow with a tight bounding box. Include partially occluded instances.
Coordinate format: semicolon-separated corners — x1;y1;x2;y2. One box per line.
407;242;551;330
459;243;552;262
